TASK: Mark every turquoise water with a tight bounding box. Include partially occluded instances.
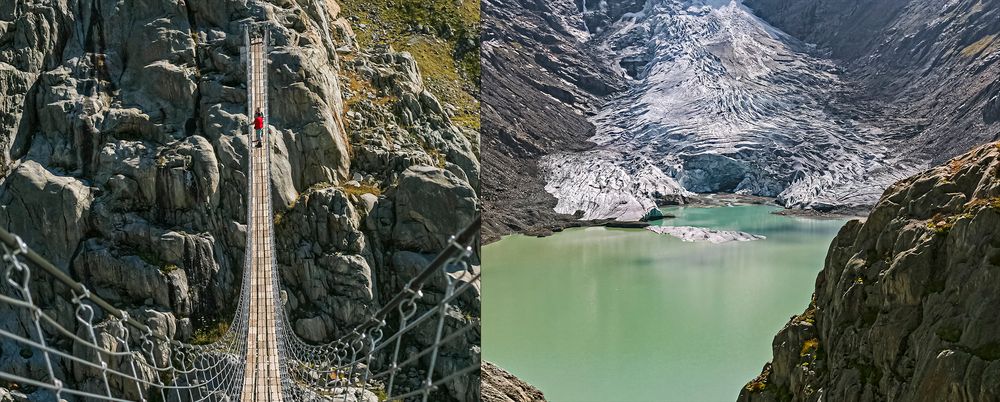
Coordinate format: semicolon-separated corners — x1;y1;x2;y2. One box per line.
483;205;848;402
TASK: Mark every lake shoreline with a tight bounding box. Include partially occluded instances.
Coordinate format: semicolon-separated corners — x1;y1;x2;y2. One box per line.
486;192;869;245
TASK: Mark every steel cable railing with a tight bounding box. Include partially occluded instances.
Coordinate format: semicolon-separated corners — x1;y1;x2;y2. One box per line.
276;218;482;401
0;224;251;401
0;211;481;401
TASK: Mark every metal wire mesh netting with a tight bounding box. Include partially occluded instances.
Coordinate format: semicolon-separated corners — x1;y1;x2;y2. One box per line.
0;214;481;401
278;221;483;402
0;223;252;401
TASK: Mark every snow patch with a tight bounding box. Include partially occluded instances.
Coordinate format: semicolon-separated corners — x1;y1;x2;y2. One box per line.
646;225;766;243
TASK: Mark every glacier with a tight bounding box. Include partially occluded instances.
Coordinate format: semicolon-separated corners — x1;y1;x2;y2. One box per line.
542;0;924;220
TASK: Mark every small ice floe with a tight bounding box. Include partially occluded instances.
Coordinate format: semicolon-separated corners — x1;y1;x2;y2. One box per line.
646;226;765;243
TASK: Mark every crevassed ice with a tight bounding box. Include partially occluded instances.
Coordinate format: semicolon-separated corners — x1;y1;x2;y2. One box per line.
544;0;923;219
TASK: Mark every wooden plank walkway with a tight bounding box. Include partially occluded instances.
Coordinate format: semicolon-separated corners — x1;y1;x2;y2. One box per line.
240;37;284;402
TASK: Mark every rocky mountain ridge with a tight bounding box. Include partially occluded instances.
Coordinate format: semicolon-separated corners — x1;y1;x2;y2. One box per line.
739;141;1000;401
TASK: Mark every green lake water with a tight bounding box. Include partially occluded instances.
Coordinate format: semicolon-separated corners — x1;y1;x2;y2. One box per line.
482;205;849;402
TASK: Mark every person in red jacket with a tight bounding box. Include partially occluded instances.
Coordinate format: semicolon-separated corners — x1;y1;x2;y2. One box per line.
253;108;264;148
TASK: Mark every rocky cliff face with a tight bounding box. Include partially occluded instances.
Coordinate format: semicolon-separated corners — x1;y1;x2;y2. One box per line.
739;142;1000;401
0;0;479;400
482;361;546;402
481;0;629;241
745;0;1000;166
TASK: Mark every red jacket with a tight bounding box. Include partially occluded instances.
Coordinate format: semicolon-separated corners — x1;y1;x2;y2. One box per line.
253;115;264;130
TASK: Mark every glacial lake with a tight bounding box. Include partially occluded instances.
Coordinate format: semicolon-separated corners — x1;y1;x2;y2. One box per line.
483;205;848;402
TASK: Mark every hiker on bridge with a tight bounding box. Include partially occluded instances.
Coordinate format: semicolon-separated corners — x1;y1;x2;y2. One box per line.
253;108;265;148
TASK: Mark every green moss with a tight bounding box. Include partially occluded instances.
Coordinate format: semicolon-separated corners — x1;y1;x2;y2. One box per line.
800;338;820;357
744;363;771;393
342;182;382;197
965;196;1000;212
926;211;966;234
191;322;229;345
973;342;1000;361
926;219;954;234
427;147;447;168
372;386;388;401
936;326;962;343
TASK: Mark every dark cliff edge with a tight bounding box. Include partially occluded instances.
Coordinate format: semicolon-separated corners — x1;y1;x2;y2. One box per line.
739;142;1000;401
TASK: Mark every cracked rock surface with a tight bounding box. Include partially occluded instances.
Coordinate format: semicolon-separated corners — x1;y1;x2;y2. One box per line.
739;142;1000;401
0;0;479;400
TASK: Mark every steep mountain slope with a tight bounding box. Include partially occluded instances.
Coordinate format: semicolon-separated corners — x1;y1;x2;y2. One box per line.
485;0;999;224
544;0;927;220
481;0;629;240
739;141;1000;401
0;0;479;399
745;0;1000;166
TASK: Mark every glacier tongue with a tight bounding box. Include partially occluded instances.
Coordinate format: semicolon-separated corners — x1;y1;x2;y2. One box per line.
542;150;690;220
544;0;923;219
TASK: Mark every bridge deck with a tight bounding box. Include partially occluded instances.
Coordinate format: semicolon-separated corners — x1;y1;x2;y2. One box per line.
241;37;284;402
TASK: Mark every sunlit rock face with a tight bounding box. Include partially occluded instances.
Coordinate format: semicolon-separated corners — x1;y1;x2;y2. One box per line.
543;0;924;220
740;142;1000;402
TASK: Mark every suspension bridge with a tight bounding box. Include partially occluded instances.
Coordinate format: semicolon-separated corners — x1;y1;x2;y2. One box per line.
0;22;480;402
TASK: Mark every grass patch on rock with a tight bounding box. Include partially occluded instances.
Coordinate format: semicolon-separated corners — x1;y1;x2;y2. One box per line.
961;34;996;58
338;0;480;130
744;363;771;392
800;338;820;357
342;181;382;197
191;321;229;345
